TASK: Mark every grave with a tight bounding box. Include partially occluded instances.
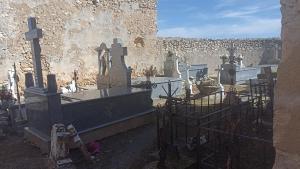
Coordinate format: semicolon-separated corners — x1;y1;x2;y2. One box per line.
23;17;154;153
220;43;278;84
132;53;208;99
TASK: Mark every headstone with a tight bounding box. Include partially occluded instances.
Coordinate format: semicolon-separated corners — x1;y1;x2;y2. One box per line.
236;55;245;68
227;43;237;65
25;17;44;89
96;43;111;89
164;51;181;78
109;38;130;88
25;73;34;88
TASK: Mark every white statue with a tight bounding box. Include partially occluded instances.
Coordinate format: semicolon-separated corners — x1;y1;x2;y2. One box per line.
61;80;77;94
216;65;225;98
7;68;17;99
237;55;245;68
184;65;193;94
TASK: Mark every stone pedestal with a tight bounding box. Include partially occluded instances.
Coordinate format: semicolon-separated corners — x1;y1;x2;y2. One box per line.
24;87;62;153
273;0;300;168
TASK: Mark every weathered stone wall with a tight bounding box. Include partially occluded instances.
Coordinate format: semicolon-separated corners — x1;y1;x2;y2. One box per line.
0;0;157;88
157;38;282;74
273;0;300;168
0;0;282;89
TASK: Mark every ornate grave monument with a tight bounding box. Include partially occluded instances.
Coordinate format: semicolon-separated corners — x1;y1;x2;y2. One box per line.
220;43;258;84
164;51;181;78
24;17;154;153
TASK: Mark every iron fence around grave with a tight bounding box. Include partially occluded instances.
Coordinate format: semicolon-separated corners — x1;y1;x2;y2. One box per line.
156;80;275;169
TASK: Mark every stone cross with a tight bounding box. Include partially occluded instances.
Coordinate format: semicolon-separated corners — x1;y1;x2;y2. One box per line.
109;38;129;88
227;43;237;65
25;17;44;88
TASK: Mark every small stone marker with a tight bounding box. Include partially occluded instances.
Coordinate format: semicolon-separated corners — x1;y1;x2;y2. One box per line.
25;17;44;88
109;38;129;88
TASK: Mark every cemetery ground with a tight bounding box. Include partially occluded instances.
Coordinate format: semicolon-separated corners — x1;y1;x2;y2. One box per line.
0;81;275;169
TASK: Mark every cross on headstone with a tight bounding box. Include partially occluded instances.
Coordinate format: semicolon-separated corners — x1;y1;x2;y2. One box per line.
25;17;44;88
227;43;237;65
109;38;129;88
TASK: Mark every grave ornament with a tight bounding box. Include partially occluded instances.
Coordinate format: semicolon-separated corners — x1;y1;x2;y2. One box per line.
25;17;44;89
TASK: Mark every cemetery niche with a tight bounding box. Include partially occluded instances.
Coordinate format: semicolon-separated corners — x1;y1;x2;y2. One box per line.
23;17;154;153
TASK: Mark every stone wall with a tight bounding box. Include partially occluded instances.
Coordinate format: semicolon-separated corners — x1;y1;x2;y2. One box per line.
273;0;300;168
0;0;282;90
156;38;282;74
0;0;157;88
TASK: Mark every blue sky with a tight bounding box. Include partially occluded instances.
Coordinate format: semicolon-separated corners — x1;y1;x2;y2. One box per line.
157;0;281;39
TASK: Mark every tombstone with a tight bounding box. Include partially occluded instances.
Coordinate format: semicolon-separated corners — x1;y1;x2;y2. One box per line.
24;35;153;153
109;38;130;88
236;55;245;68
220;55;228;65
164;51;181;78
220;43;259;84
24;17;63;152
96;43;111;89
25;17;44;89
227;43;237;65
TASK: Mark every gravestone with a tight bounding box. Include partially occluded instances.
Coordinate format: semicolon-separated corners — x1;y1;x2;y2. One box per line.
96;43;111;89
220;43;259;84
25;17;44;89
164;51;181;78
24;35;153;153
109;38;131;88
236;55;245;68
24;17;62;152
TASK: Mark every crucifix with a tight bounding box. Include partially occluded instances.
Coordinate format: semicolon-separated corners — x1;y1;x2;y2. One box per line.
25;17;44;88
227;43;237;65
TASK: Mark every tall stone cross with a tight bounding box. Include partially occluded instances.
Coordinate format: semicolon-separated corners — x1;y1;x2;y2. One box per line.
25;17;44;88
109;38;129;88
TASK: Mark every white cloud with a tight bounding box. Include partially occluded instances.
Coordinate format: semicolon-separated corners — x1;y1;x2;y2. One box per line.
158;18;281;38
220;7;260;18
219;5;280;18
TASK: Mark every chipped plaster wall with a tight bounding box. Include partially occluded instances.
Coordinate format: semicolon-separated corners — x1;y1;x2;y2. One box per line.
273;0;300;168
0;0;157;88
157;38;282;74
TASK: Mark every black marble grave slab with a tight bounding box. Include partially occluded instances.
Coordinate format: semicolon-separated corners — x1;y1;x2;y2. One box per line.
61;87;153;132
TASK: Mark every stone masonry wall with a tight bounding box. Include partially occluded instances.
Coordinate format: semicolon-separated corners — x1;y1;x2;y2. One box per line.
0;0;282;90
157;38;282;74
273;0;300;168
0;0;157;88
